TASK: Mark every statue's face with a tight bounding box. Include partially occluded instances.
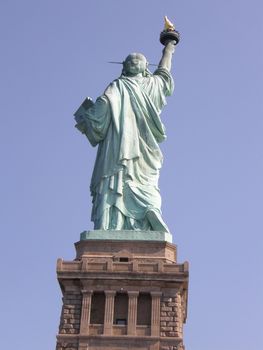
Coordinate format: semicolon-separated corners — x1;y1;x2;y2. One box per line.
124;53;147;76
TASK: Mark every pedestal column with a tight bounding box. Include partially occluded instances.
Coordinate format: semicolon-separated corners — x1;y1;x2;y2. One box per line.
80;290;93;334
103;290;116;335
127;291;139;335
151;292;162;336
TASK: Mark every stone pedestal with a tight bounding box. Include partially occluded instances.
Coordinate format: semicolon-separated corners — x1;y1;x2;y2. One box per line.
56;231;189;350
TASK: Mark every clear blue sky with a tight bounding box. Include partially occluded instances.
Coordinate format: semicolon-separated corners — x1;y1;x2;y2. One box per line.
0;1;262;349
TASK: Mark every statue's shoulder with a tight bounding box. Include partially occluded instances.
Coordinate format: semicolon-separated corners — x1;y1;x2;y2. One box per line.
104;78;124;97
153;67;172;77
108;77;122;87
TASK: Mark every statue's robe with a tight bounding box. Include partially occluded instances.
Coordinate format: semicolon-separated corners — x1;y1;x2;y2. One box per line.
79;68;174;231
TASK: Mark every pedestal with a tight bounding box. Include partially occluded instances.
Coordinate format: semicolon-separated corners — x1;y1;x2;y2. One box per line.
56;231;189;350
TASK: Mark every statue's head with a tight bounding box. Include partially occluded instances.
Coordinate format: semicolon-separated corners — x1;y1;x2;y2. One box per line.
122;53;150;77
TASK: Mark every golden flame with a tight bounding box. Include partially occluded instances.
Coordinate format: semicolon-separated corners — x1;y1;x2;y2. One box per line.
164;16;175;31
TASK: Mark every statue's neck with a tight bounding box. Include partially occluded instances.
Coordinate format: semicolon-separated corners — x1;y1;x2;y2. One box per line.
126;73;143;78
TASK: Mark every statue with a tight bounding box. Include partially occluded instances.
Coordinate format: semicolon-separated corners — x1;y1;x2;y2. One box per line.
74;17;179;233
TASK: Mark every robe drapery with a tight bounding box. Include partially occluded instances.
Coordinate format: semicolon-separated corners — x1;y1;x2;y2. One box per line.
78;67;174;232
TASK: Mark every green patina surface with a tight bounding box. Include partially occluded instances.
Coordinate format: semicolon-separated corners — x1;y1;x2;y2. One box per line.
75;42;176;234
80;230;172;243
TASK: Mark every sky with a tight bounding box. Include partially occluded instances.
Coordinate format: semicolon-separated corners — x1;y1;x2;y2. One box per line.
0;0;263;349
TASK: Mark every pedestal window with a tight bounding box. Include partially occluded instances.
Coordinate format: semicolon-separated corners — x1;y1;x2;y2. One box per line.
90;292;105;324
137;293;152;325
114;292;128;325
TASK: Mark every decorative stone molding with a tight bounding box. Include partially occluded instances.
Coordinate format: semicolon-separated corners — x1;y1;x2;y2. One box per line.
127;291;139;335
80;290;93;334
103;290;116;335
151;291;162;336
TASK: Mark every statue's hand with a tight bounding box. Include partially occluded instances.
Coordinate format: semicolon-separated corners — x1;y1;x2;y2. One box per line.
164;39;176;47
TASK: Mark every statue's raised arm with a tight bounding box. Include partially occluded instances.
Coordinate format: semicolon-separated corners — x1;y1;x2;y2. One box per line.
158;16;180;72
158;41;176;72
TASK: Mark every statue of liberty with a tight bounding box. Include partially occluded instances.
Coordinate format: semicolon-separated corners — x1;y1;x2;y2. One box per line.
74;18;179;233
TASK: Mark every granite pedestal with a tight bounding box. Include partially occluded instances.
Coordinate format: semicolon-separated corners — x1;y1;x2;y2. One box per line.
56;231;189;350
